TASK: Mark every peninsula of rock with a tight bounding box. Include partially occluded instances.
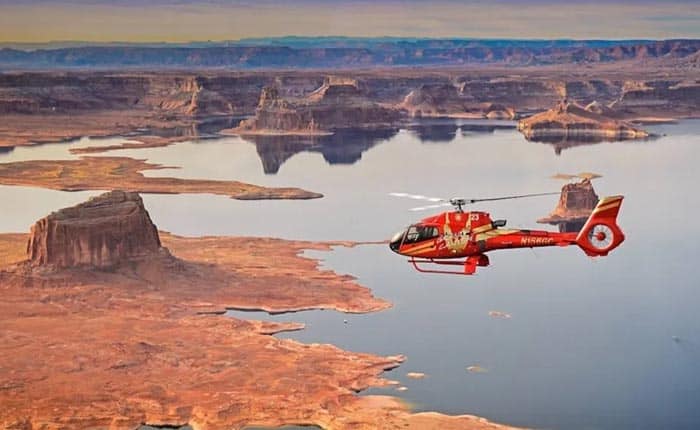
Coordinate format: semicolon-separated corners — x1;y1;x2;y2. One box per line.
0;193;520;430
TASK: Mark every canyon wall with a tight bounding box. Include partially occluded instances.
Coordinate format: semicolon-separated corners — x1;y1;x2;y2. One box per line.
237;78;403;132
2;39;699;69
3;71;697;120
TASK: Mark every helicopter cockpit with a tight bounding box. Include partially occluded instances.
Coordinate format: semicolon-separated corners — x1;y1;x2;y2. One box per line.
389;224;440;252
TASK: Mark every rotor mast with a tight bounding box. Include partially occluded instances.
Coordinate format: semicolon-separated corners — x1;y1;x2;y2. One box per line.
450;198;467;213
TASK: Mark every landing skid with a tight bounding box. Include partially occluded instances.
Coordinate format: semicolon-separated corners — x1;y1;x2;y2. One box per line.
409;255;490;275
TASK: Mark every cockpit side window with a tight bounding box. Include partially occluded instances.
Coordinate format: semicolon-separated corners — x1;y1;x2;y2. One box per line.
403;225;440;244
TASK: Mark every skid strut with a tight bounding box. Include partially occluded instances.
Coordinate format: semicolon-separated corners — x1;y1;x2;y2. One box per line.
409;255;489;275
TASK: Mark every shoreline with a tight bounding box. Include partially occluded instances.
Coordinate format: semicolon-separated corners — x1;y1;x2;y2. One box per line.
221;127;335;137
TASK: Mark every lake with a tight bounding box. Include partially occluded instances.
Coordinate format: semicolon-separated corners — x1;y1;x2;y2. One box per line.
1;119;699;430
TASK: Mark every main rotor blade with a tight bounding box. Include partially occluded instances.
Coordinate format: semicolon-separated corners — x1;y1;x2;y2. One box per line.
409;203;452;212
552;172;602;180
551;173;578;180
577;172;603;180
393;191;559;212
461;191;560;204
389;192;445;202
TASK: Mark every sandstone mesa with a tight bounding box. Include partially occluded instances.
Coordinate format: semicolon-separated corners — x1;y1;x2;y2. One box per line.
517;100;650;142
538;177;601;232
228;78;402;135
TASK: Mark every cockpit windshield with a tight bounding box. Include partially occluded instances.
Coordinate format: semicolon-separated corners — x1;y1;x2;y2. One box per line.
390;230;406;244
403;224;440;244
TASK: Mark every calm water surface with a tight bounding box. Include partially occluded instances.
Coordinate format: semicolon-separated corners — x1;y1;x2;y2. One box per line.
1;120;699;430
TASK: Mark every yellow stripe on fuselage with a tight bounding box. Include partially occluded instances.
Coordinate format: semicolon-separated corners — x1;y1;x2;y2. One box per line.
598;196;623;206
471;224;493;234
474;229;519;241
402;241;436;255
593;199;622;214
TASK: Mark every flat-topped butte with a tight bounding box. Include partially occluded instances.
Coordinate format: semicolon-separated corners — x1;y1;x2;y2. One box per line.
518;100;650;142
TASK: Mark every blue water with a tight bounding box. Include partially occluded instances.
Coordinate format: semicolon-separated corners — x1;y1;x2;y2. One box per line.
1;119;699;429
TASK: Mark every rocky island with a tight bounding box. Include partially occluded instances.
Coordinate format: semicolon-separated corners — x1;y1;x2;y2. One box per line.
538;174;601;232
0;192;519;430
228;77;402;135
517;100;650;142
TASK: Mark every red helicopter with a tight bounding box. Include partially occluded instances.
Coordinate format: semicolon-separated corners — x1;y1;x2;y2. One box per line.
389;192;625;275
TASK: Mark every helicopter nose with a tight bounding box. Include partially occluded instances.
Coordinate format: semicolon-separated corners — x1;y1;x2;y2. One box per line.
389;229;406;253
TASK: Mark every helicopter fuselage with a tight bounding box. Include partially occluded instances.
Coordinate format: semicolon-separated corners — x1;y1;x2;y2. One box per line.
390;210;576;257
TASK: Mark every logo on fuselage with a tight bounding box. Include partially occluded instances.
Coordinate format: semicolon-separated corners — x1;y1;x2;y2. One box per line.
441;212;472;252
520;237;554;246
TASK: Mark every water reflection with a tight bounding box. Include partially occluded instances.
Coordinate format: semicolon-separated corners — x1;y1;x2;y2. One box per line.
245;120;518;174
407;120;516;143
245;128;398;174
527;135;655;156
460;122;516;134
407;122;459;143
144;116;245;139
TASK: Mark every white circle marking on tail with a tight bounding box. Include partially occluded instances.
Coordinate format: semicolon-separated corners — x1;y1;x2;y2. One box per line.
588;224;614;251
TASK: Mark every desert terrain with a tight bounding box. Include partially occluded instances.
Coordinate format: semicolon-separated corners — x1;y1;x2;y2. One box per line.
1;37;700;429
0;192;518;430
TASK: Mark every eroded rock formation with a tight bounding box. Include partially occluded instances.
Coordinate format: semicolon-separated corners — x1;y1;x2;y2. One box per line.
400;83;474;117
233;77;403;134
538;178;600;232
484;103;516;120
612;79;700;118
27;191;162;268
517;100;649;142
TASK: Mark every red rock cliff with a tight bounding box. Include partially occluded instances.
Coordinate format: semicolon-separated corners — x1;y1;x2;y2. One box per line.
236;77;403;133
27;191;162;268
538;179;600;225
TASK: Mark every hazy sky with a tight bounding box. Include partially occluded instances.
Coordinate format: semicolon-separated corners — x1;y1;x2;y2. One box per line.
0;0;698;42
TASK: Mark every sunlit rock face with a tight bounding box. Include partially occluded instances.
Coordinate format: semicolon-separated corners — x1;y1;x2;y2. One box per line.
551;179;599;219
400;83;470;117
518;100;649;142
27;190;162;269
238;77;403;133
538;179;600;232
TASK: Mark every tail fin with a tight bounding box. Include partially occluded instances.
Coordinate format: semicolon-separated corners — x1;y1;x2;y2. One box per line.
576;195;626;257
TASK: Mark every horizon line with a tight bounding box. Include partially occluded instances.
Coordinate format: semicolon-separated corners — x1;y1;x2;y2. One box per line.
3;35;700;46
